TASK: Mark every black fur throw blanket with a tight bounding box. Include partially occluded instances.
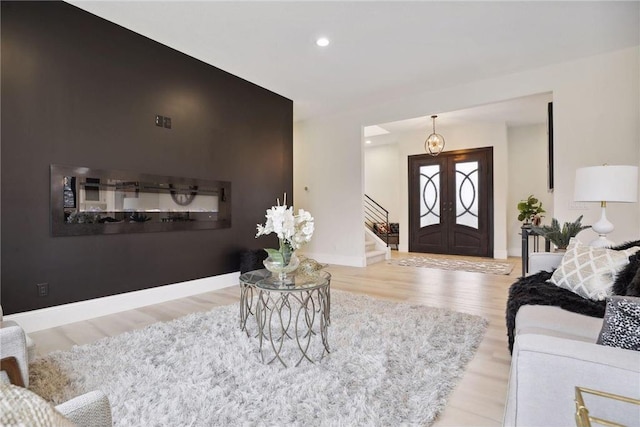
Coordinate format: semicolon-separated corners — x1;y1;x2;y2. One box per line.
506;271;606;353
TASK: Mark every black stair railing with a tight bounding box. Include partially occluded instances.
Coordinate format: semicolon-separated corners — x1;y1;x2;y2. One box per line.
364;194;391;247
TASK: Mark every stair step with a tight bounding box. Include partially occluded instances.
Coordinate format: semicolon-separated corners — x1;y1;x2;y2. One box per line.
365;250;387;266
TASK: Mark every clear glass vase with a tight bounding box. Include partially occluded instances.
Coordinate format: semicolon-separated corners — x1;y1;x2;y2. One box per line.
263;252;299;284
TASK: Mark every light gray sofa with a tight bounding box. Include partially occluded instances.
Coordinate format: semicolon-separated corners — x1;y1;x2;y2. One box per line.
504;254;640;426
504;305;640;426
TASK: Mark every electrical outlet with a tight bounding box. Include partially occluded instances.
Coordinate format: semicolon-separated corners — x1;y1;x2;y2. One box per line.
163;116;172;129
155;115;164;127
36;283;49;297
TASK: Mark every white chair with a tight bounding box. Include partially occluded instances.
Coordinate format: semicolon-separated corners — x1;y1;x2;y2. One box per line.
0;305;36;364
1;309;112;426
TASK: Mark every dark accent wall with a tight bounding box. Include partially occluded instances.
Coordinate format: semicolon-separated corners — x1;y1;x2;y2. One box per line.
1;1;293;314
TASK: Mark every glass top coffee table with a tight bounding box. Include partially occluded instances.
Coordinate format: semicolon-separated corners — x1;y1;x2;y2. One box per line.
240;269;331;367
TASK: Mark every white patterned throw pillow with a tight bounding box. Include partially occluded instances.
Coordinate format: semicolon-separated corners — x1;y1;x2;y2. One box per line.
548;239;640;301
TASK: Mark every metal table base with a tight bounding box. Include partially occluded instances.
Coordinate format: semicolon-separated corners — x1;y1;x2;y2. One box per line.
256;283;330;367
240;269;331;367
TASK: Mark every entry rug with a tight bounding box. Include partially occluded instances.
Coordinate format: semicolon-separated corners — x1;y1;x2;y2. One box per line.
389;256;514;275
29;291;488;426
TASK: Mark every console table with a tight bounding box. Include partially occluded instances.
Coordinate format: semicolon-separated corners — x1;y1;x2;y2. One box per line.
521;225;551;277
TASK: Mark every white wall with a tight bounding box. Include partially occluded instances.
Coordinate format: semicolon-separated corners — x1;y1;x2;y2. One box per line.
294;113;366;266
551;49;640;245
364;143;401;223
507;124;554;256
295;47;640;266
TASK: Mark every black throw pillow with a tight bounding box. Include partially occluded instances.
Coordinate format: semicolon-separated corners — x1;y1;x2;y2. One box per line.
628;268;640;297
613;251;640;296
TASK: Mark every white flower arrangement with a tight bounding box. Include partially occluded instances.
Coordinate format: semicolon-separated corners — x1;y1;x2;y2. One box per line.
255;195;314;262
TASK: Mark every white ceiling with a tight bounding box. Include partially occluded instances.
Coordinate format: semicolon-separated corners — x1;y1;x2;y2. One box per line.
70;1;638;124
366;91;554;141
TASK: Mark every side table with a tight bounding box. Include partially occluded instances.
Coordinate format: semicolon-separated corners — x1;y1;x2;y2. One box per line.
575;386;640;427
521;225;551;276
255;271;331;367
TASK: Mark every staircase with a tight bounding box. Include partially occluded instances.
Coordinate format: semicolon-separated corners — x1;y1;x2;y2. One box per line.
364;194;392;265
365;233;388;265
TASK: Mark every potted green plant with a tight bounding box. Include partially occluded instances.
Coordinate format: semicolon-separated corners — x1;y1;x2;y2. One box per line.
531;215;591;251
517;195;546;224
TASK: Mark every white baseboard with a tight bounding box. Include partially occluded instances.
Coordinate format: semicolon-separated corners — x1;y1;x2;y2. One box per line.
4;272;239;333
493;250;508;260
507;247;522;257
303;252;366;267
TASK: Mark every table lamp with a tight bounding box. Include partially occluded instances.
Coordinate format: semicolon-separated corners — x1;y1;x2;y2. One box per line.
574;165;638;247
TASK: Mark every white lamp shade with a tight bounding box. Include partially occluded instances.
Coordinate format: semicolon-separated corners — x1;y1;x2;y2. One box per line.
574;165;638;202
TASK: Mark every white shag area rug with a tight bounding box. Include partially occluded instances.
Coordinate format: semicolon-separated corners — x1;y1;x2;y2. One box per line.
29;290;488;426
388;256;514;275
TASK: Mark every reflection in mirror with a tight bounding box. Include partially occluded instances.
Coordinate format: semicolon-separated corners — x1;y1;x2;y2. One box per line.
51;165;231;236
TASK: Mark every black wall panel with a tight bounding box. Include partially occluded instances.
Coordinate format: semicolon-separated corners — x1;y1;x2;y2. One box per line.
1;1;293;314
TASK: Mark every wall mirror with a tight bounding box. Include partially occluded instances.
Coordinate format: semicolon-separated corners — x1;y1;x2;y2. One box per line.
51;165;231;236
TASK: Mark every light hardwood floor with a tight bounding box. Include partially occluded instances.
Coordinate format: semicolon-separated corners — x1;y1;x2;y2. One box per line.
29;252;520;426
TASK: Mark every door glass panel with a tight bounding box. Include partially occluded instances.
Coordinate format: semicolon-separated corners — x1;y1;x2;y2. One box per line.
419;165;440;227
456;161;479;229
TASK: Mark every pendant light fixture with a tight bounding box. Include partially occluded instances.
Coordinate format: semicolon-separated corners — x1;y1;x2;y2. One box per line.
425;115;445;156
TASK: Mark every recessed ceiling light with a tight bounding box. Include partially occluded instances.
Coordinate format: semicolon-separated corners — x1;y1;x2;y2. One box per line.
316;37;330;47
365;140;372;144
